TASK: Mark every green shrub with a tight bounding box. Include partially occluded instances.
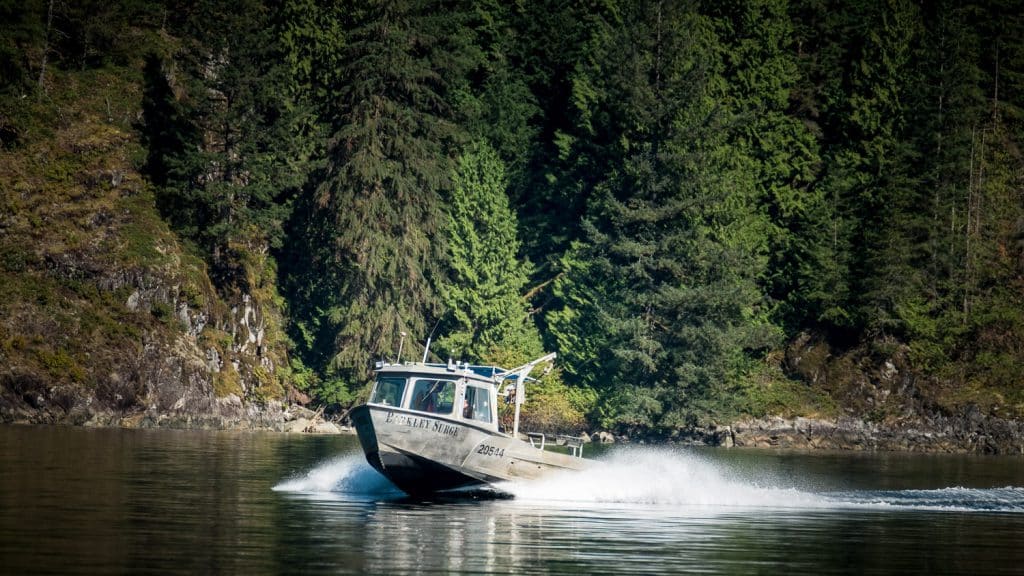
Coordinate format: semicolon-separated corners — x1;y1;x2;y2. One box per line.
35;348;86;383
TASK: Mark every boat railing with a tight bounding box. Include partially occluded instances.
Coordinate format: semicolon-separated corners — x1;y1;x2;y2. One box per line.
526;432;585;458
527;432;546;450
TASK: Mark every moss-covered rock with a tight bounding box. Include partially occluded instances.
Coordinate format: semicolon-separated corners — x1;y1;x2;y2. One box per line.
0;66;291;428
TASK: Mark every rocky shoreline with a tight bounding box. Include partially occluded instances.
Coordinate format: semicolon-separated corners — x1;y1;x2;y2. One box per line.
729;414;1024;454
4;393;1022;454
0;395;352;435
598;412;1024;455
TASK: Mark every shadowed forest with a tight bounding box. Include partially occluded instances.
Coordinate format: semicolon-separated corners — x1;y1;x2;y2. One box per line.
2;0;1022;435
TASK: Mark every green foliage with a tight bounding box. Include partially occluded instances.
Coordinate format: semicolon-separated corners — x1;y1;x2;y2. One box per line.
706;0;833;332
517;369;594;434
143;0;313;288
4;0;1024;431
35;348;86;383
283;0;483;393
117;191;175;266
435;141;544;365
281;356;355;410
545;1;781;431
504;0;624;263
735;356;840;419
213;365;244;398
150;301;173;324
0;0;44;146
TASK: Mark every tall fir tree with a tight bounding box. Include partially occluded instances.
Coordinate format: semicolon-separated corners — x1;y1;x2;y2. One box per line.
900;0;1024;390
503;0;625;267
435;141;544;366
705;0;831;332
144;0;311;288
295;0;480;390
547;0;778;430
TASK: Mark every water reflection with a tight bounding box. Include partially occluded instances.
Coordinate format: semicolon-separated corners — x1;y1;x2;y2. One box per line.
283;496;1024;575
277;443;1024;575
3;425;1024;575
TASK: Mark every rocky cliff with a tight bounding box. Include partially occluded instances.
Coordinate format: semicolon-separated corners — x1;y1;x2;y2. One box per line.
0;68;291;429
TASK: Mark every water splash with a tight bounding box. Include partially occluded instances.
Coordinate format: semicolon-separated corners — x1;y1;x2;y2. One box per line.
497;447;1024;513
274;447;1024;512
272;453;402;497
498;447;827;509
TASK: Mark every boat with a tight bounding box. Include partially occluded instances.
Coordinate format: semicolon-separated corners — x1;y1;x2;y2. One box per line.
350;352;591;497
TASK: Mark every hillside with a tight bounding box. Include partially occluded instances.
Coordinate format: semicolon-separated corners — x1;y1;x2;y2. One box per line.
1;0;1023;451
0;64;290;427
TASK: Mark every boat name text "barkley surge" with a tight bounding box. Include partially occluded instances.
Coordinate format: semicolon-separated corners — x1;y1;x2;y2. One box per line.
384;412;460;438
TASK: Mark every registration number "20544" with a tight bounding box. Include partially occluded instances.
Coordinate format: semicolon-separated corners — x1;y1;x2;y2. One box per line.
475;444;505;458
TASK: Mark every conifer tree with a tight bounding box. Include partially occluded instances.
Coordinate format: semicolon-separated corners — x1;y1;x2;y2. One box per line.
547;1;778;429
436;141;544;365
298;0;479;387
705;0;831;331
504;0;625;264
144;0;311;287
898;0;1024;385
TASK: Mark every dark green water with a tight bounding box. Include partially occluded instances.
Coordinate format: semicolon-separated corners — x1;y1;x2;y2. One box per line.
1;425;1022;575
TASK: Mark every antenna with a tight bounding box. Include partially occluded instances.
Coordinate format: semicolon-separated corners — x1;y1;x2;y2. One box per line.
396;332;407;364
422;317;442;363
422;336;432;363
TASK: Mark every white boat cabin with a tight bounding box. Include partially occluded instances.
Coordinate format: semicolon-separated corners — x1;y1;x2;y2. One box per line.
367;361;507;433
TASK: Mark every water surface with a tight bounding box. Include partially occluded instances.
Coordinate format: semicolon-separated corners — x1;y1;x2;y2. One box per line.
1;425;1022;574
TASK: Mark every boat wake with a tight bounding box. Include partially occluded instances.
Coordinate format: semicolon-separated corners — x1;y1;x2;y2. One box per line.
497;448;1024;513
497;447;827;509
275;447;1024;513
826;486;1024;512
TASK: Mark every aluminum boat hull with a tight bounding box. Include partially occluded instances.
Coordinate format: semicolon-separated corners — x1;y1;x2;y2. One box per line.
351;404;589;497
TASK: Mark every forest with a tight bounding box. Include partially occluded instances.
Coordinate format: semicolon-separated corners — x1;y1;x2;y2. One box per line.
2;0;1022;435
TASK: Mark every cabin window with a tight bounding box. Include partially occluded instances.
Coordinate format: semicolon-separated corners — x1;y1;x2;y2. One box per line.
370;376;407;406
463;385;492;424
410;379;455;414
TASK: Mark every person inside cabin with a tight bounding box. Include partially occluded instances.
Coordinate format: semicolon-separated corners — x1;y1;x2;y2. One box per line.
463;397;473;419
413;383;439;412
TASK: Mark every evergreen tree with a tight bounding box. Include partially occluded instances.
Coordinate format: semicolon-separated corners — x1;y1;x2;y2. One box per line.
436;141;544;365
898;0;1024;387
0;0;44;95
705;0;831;332
144;0;311;288
793;0;924;335
503;0;625;266
547;1;778;430
296;0;480;389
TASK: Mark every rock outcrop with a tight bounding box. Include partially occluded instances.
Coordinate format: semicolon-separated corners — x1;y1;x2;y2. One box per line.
0;67;295;430
726;412;1024;454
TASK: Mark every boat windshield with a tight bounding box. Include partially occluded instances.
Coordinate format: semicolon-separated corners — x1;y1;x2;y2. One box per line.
463;385;492;423
370;376;407;406
410;379;455;415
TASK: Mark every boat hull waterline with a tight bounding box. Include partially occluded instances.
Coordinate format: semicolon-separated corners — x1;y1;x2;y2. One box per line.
352;404;590;496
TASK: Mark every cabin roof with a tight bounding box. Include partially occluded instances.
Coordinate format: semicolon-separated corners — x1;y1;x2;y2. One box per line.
374;361;507;386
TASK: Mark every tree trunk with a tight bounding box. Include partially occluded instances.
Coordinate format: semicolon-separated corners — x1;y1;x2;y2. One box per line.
37;0;55;97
